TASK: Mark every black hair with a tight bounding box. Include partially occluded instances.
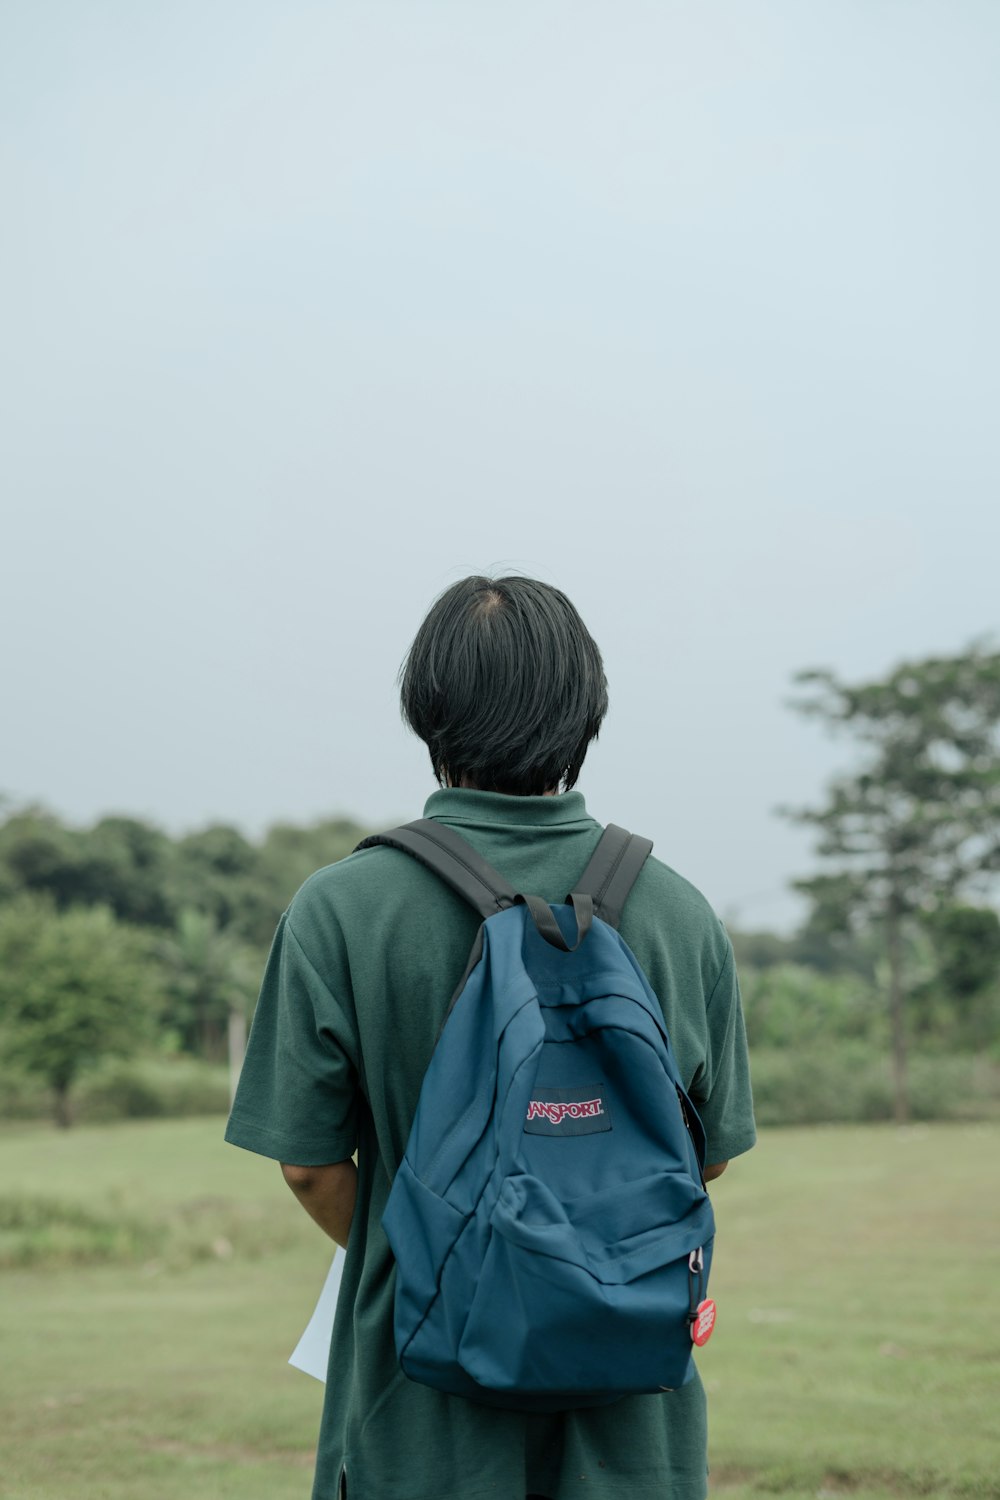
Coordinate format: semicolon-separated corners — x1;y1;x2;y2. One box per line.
399;575;609;796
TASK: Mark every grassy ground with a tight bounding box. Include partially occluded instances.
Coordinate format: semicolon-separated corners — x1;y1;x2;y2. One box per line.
707;1122;1000;1499
1;1118;998;1499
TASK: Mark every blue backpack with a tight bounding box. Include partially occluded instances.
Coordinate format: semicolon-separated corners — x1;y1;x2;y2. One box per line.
358;819;716;1410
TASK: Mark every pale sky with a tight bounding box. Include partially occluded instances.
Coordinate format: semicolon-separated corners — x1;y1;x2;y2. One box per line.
2;1;998;931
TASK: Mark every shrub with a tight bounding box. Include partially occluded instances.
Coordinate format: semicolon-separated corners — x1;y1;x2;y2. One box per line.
741;964;887;1051
75;1057;230;1122
750;1045;1000;1126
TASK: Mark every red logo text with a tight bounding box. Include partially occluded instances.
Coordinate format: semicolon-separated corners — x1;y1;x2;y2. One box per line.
526;1098;605;1125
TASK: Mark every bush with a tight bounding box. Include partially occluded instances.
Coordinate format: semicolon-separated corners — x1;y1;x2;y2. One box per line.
0;1055;230;1124
905;1051;1000;1122
75;1056;231;1122
750;1045;1000;1126
741;964;887;1050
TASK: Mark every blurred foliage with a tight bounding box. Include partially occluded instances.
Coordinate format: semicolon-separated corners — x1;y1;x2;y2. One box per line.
0;788;997;1129
0;897;156;1127
920;902;1000;996
730;923;878;979
737;903;1000;1058
0;1056;232;1124
749;1045;1000;1126
75;1055;232;1123
156;909;261;1061
786;642;1000;913
783;641;1000;1120
0;805;367;944
0;805;368;1123
740;964;888;1051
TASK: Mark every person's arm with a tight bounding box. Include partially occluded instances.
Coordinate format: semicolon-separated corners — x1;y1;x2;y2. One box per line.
281;1159;358;1249
691;933;757;1171
226;910;361;1238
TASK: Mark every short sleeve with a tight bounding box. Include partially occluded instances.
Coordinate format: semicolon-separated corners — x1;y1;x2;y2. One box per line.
224;912;360;1166
691;937;757;1165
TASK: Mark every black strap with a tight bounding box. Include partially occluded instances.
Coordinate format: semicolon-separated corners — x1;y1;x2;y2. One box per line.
355;819;518;920
517;891;593;952
356;818;651;942
571;823;653;929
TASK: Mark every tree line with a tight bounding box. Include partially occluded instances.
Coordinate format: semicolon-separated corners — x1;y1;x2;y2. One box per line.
0;812;366;1124
1;641;998;1127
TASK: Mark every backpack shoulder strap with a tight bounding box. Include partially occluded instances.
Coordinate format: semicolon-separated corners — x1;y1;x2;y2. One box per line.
571;823;653;930
355;819;518;921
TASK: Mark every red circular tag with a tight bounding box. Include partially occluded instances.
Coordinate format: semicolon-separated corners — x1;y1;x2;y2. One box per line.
691;1298;717;1346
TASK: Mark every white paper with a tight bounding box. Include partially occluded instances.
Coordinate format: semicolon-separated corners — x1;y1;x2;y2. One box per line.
289;1250;343;1383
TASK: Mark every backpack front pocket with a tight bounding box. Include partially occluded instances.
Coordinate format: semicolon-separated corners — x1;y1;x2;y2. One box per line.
385;1155;470;1350
456;1169;714;1396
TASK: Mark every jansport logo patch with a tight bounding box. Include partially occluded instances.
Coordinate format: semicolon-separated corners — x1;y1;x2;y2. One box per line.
523;1086;613;1136
526;1098;604;1125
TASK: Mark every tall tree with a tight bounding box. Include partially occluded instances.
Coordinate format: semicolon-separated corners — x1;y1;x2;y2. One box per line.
784;642;1000;1121
0;808;86;908
0;897;156;1126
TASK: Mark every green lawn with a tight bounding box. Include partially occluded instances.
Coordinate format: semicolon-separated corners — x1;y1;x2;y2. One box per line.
707;1123;1000;1498
1;1118;999;1499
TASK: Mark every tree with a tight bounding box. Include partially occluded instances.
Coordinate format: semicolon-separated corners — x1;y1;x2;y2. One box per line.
0;897;156;1126
913;904;1000;1050
157;909;260;1061
921;903;1000;998
168;825;277;947
78;816;176;927
0;807;87;908
784;642;1000;1121
0;808;176;927
0;804;371;951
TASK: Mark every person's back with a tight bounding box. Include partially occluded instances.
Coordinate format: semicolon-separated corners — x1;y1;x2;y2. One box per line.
226;575;756;1500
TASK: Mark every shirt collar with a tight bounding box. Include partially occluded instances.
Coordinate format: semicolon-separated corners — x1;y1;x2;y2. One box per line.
423;786;592;828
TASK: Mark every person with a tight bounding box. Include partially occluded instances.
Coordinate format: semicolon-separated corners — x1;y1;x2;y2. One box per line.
225;574;756;1500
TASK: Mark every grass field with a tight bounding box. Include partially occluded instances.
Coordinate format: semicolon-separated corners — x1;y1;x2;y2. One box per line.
1;1118;999;1499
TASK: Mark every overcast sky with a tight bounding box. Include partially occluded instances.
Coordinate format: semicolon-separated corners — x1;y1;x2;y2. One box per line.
2;1;998;931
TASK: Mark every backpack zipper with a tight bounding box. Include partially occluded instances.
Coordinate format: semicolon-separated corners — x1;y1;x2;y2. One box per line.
676;1086;706;1190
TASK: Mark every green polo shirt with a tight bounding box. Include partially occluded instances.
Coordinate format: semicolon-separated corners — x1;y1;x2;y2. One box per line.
225;788;756;1500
